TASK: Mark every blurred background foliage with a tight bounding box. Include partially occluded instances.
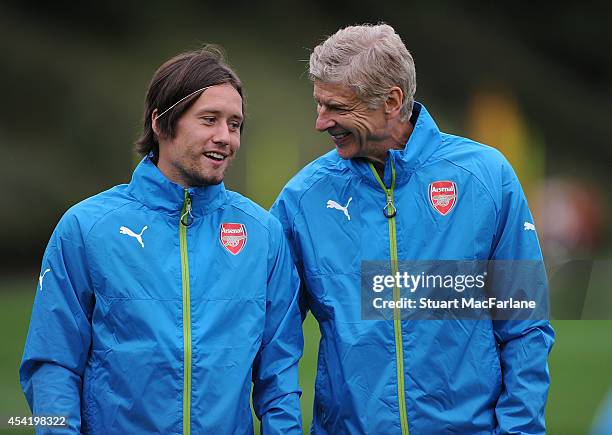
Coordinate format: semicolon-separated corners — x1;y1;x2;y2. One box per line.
1;1;611;433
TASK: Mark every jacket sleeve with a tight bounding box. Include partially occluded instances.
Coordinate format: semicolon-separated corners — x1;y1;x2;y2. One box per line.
489;162;555;435
251;217;303;434
270;191;310;319
20;213;94;434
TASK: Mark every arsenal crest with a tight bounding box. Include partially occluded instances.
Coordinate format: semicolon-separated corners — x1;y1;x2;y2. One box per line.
429;181;458;216
220;223;247;255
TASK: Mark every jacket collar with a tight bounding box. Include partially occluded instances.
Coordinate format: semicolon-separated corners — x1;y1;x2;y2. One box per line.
127;156;227;217
345;102;442;187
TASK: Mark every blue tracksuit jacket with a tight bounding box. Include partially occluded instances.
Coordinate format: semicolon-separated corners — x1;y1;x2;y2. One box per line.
271;102;555;434
20;157;303;434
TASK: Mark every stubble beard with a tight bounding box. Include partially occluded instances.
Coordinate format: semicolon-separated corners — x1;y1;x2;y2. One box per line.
179;154;232;187
180;165;223;187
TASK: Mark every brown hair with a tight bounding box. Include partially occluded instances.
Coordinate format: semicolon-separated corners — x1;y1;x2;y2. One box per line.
136;45;244;161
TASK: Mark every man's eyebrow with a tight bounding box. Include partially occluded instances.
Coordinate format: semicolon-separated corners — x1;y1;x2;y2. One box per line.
313;98;348;110
195;108;243;121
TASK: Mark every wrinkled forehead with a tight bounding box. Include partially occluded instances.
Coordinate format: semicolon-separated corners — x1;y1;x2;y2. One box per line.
313;80;360;105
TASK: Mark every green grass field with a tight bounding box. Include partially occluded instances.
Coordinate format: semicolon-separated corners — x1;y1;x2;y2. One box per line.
1;279;610;434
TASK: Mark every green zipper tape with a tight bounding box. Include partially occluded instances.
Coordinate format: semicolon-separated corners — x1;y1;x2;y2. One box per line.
180;190;192;435
369;161;409;435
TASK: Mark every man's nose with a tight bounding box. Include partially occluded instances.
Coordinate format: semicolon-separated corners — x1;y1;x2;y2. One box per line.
315;108;335;132
212;123;231;145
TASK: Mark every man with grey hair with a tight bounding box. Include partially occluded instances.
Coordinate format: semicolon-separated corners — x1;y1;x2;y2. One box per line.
272;23;554;434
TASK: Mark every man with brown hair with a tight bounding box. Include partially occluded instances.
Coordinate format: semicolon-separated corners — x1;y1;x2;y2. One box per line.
21;45;303;434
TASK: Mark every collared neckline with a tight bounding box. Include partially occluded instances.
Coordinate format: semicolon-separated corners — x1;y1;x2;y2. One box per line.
126;156;227;217
345;102;443;187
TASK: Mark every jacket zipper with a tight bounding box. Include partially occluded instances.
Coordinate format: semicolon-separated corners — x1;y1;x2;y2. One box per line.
368;161;409;435
180;190;192;435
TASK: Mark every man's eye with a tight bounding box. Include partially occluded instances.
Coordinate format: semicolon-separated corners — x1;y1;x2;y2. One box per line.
228;121;241;131
201;117;216;124
325;106;345;114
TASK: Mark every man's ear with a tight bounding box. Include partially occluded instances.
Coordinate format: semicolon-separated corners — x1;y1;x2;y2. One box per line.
384;87;404;118
151;109;161;136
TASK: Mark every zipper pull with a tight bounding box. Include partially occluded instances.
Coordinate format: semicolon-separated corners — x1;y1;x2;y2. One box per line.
368;160;398;219
181;191;193;227
383;198;397;219
383;193;397;218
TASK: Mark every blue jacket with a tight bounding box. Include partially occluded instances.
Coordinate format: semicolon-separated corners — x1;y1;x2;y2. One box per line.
21;157;303;434
271;103;555;434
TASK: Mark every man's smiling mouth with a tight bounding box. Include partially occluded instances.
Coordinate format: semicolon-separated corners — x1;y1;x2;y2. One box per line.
331;132;350;139
204;151;227;161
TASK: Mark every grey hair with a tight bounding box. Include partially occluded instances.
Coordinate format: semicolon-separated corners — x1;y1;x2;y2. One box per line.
309;23;416;121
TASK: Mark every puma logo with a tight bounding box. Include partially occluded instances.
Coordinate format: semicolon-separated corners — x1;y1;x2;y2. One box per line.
326;197;353;221
39;268;51;291
119;225;148;248
524;222;536;231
